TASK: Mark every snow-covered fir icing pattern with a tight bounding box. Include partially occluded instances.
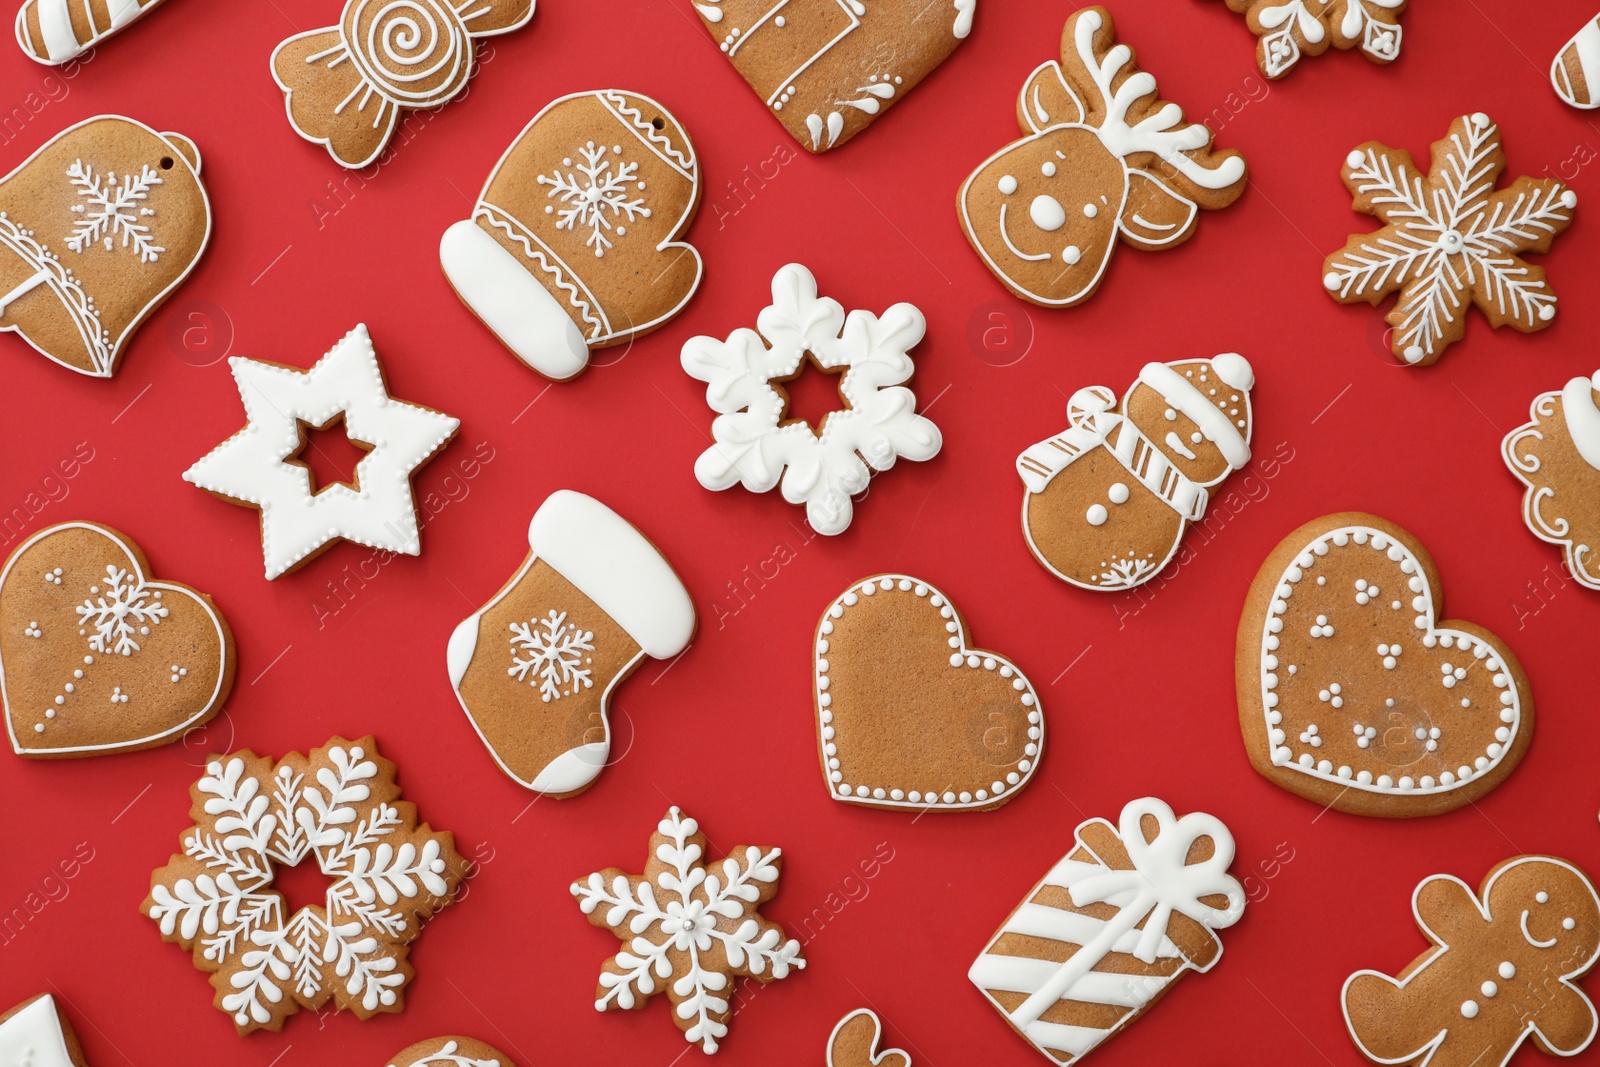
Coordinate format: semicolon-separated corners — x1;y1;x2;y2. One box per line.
1258;525;1523;796
1323;113;1577;365
144;741;459;1032
1098;553;1157;589
508;609;595;702
1243;0;1405;77
64;159;163;262
538;141;652;258
680;264;941;536
571;806;805;1054
77;564;167;655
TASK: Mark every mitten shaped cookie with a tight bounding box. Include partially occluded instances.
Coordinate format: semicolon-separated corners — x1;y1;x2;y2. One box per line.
448;491;695;797
1019;354;1254;590
440;90;702;381
15;0;169;63
0;114;209;377
1345;856;1600;1067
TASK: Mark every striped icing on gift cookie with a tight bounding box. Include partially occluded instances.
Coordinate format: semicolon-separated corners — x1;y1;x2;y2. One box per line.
1502;369;1600;591
1554;14;1600;108
1237;513;1533;818
969;797;1245;1063
15;0;167;64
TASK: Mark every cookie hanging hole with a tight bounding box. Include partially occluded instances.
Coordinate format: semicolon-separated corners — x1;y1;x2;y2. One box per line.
287;414;375;496
772;353;851;438
651;116;665;130
159;156;174;170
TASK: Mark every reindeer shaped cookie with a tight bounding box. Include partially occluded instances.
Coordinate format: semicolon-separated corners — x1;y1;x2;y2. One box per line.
958;7;1247;308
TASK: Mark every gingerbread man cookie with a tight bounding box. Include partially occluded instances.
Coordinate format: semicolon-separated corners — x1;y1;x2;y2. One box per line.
1502;370;1600;591
1344;856;1600;1067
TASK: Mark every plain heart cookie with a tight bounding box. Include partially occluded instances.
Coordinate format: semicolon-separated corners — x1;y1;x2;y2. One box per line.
815;574;1042;812
1237;513;1532;817
828;1009;910;1067
0;521;235;759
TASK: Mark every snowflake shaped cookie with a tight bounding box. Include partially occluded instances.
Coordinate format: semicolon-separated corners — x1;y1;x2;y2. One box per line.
571;806;805;1054
1217;0;1406;79
681;263;942;535
142;736;466;1034
1322;113;1577;366
538;140;652;258
184;324;460;578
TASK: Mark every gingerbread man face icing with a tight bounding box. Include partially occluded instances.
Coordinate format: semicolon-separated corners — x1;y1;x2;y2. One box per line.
1019;354;1254;590
958;7;1246;308
1344;856;1600;1067
1503;370;1600;591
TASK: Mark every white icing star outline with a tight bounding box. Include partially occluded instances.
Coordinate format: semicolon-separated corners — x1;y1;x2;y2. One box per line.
183;324;460;579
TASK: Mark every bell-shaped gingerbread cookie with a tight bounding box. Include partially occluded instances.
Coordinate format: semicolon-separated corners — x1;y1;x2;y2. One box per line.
1018;353;1255;590
440;90;702;381
448;491;695;797
0;115;210;377
15;0;169;63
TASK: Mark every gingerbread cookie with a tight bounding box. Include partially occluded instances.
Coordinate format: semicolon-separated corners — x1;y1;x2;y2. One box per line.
571;806;805;1054
440;89;702;381
15;0;168;63
386;1037;514;1067
143;735;467;1034
690;0;972;152
1019;354;1255;591
0;115;210;377
681;263;942;536
1209;1;1405;79
1;521;235;759
448;490;696;797
1553;15;1600;108
1238;513;1532;818
815;574;1041;812
272;0;534;169
0;994;89;1067
970;796;1245;1064
1503;370;1600;590
958;7;1247;308
1322;113;1576;366
1344;856;1600;1067
829;1009;909;1067
183;324;460;579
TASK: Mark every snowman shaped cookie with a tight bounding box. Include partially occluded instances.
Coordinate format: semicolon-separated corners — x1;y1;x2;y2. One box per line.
1018;354;1254;590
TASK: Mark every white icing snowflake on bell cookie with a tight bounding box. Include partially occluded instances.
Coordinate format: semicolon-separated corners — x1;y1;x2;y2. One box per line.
1322;113;1577;366
183;324;460;579
680;263;942;535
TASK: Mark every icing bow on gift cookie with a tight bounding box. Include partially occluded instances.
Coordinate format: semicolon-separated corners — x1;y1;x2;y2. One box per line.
272;0;534;169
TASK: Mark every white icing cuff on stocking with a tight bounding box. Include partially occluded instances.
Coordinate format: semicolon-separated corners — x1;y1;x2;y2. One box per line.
446;613;480;688
530;742;610;794
0;996;76;1067
440;220;589;381
529;490;695;659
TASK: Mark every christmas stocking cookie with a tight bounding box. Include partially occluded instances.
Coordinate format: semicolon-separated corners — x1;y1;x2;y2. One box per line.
0;115;210;377
1344;856;1600;1067
0;994;89;1067
15;0;169;63
448;490;695;797
1018;354;1255;590
440;90;702;381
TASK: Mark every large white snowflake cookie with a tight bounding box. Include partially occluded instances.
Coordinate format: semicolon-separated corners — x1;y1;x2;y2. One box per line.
142;736;467;1034
680;263;942;535
571;806;805;1054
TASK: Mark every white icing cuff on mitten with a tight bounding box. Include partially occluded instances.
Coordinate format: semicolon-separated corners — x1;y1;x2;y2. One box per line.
440;220;589;381
529;490;695;660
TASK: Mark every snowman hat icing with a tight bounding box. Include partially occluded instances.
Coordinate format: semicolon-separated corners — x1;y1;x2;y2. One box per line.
1136;355;1253;470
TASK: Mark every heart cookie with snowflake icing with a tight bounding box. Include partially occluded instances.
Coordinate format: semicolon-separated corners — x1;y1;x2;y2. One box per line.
815;574;1043;812
0;521;235;758
1237;513;1532;817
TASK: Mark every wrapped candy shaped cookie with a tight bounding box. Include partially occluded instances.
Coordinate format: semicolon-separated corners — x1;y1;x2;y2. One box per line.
272;0;534;169
15;0;169;63
440;90;702;381
0;114;210;377
1018;354;1255;590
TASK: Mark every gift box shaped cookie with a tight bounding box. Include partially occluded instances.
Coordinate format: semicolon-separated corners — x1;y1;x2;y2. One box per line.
441;90;702;381
0;114;210;377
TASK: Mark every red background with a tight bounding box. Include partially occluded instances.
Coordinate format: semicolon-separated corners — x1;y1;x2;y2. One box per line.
2;1;1598;1064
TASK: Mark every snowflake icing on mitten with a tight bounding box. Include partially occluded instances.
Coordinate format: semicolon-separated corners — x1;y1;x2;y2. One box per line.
1322;113;1576;366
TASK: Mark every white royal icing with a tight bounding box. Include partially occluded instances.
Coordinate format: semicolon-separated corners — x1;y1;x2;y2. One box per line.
1502;370;1600;591
0;996;77;1067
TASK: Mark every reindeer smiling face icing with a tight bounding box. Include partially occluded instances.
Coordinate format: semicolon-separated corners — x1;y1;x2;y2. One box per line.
959;7;1247;308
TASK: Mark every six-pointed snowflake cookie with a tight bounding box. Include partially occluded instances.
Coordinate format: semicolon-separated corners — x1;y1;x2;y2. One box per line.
571;806;805;1054
1322;113;1577;366
142;735;467;1034
1210;0;1407;79
0;994;89;1067
680;263;942;536
183;323;460;579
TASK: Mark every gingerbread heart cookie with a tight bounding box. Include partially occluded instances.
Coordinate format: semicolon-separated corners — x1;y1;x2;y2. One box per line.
386;1037;514;1067
829;1009;910;1067
815;574;1042;812
0;521;235;759
441;90;702;381
1237;513;1532;817
690;0;974;153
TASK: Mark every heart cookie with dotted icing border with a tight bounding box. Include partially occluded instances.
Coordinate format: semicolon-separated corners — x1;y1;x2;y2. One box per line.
1237;513;1532;817
0;521;235;758
814;574;1043;812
